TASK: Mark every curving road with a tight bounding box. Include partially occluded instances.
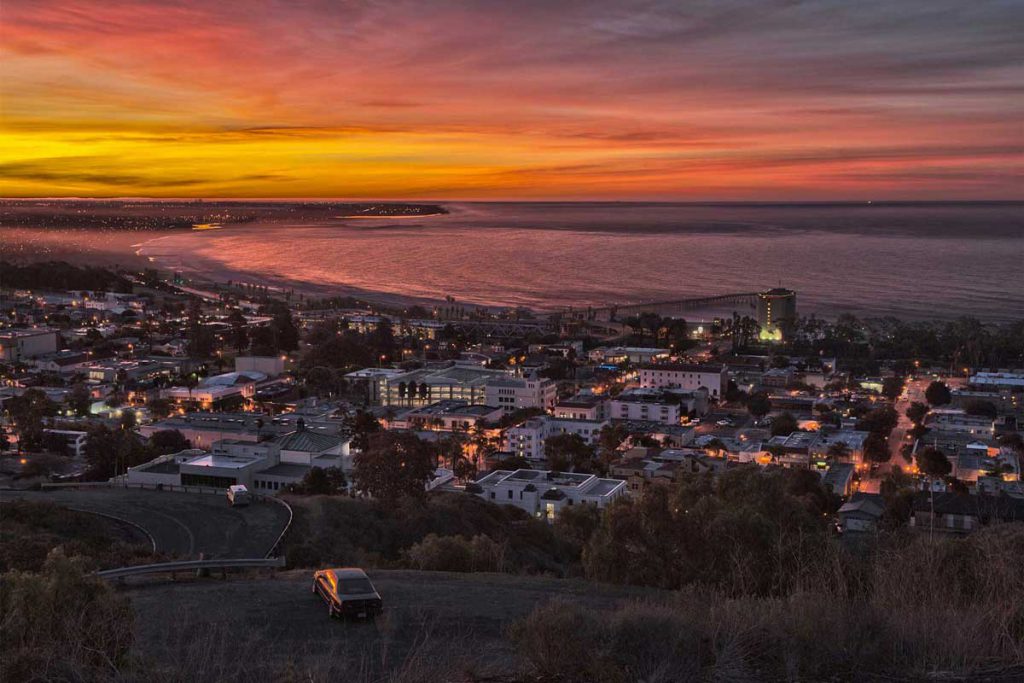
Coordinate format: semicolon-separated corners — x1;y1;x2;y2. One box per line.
0;488;290;559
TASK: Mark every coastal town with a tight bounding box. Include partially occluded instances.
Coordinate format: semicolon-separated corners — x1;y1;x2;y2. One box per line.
3;261;1022;538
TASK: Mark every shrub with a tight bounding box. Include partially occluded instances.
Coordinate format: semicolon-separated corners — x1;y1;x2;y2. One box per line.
404;533;507;573
0;549;135;681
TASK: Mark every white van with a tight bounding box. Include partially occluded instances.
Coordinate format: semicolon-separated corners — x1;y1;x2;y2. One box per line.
227;484;251;507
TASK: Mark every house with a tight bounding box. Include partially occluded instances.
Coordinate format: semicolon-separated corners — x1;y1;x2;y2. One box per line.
909;492;1024;535
468;468;625;521
822;462;856;497
838;493;885;533
34;351;92;375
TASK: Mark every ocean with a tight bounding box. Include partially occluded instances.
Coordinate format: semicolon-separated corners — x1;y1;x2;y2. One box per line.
122;201;1023;322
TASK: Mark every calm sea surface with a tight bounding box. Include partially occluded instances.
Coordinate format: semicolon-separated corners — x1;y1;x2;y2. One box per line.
137;202;1024;321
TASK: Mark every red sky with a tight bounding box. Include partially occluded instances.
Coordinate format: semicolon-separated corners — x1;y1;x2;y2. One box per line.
1;0;1021;199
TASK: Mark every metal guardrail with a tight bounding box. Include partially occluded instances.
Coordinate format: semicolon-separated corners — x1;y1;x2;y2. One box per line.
263;495;293;559
96;557;285;580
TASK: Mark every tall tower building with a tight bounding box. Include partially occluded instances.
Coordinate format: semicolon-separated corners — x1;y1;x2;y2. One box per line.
756;288;797;340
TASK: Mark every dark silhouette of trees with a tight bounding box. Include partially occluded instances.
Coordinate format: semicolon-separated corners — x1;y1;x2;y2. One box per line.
352;432;436;501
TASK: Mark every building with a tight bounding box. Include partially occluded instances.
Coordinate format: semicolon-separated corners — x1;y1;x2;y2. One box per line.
925;409;995;437
42;429;88;457
608;388;681;425
127;426;350;493
484;374;557;413
161;371;266;410
235;355;287;377
505;416;608;462
469;468;625;521
756;288;797;340
0;329;58;361
588;347;670;365
553;394;608;421
139;411;346;449
838;494;885;533
638;363;728;400
343;367;406;404
389;400;503;432
909;492;1024;535
378;362;508;408
811;429;871;466
968;372;1024;391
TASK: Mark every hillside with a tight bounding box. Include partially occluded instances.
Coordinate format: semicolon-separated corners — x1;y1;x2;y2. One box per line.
127;569;661;681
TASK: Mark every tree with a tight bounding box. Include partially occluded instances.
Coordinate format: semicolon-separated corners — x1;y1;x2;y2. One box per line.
770;412;799;436
746;392;772;418
68;383;92;417
915;446;952;478
83;425;151;481
961;399;997;420
147;397;174;420
292;466;347;495
352;432;436;501
864;432;891;463
346;410;381;451
545;433;595;473
924;381;951;406
906;402;929;425
857;406;899;436
881;376;905;401
148;429;191;454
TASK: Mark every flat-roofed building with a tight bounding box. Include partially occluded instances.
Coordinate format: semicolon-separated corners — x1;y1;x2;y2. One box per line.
390;400;502;432
484;374;557;413
638;363;728;400
553;394;608;421
468;468;625;521
505;416;608;463
379;362;508;408
0;329;58;361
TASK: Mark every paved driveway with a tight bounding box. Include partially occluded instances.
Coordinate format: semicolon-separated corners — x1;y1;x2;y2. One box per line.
0;488;289;559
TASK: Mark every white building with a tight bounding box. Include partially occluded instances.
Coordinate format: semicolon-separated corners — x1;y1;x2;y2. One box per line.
469;468;626;521
484;374;557;413
925;409;995;437
389;400;503;432
127;427;350;493
638;363;728;400
608;391;681;425
0;329;58;361
161;371;265;409
553;394;608;421
588;347;670;364
505;416;608;462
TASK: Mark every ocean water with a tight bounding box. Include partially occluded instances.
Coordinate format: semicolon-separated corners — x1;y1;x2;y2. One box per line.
137;202;1024;321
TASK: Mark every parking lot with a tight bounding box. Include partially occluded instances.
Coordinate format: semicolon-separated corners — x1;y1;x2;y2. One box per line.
0;487;289;558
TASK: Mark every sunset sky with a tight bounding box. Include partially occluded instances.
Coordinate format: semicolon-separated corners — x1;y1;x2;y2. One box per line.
1;0;1021;199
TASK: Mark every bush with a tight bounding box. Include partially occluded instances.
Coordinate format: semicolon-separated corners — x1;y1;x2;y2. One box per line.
283;492;575;575
0;549;135;681
404;533;507;573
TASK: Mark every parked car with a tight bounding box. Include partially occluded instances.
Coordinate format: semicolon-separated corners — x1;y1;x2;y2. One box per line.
312;568;383;620
716;419;734;427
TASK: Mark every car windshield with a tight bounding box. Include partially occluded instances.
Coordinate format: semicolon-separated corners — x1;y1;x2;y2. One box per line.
338;578;375;594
